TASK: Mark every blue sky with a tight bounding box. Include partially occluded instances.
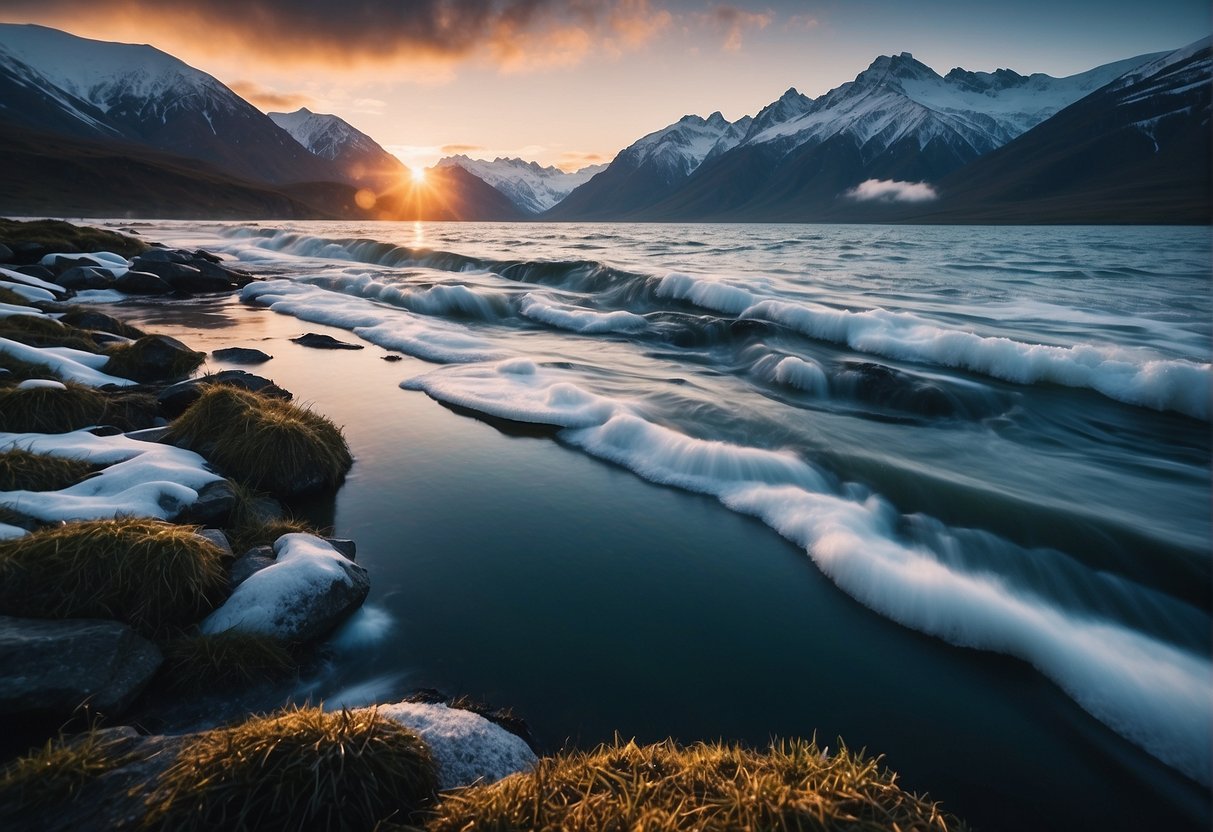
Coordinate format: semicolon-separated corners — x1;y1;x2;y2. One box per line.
3;0;1208;169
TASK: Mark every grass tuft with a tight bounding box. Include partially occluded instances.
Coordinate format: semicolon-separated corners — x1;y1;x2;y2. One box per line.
0;286;34;307
0;727;141;816
0;352;62;383
0;382;109;433
0;448;95;491
160;632;298;690
143;706;437;832
0;219;147;259
0;519;229;637
428;737;967;832
103;337;205;384
0;314;101;352
166;386;352;498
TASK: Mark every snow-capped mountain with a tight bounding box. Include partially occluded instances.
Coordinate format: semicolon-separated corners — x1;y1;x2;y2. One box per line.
435;155;606;215
553;49;1162;220
924;37;1211;223
0;23;340;184
547;111;751;219
269;108;408;188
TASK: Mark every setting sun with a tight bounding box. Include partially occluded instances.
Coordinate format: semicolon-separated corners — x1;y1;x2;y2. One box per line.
409;166;426;184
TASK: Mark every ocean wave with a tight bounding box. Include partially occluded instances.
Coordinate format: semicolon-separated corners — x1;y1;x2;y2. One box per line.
519;294;648;334
403;359;1213;783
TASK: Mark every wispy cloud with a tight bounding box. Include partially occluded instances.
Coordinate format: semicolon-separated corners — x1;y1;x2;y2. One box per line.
225;80;314;112
700;5;773;52
441;144;487;155
845;179;939;203
557;151;609;171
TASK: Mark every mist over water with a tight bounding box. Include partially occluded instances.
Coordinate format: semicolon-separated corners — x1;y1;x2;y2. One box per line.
132;221;1211;828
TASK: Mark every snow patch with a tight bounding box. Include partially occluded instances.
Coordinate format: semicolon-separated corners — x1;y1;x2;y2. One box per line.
0;337;136;387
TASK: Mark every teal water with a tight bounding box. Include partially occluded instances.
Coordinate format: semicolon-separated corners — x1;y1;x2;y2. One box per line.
108;222;1211;831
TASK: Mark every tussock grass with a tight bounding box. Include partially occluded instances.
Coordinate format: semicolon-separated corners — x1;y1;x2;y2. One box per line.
0;382;108;433
0;286;33;306
0;352;61;383
166;386;352;497
0;519;228;636
0;219;147;259
58;307;146;339
143;706;437;832
0;727;140;815
428;737;966;832
103;337;205;384
0;314;101;352
227;517;319;556
161;633;298;690
0;448;94;491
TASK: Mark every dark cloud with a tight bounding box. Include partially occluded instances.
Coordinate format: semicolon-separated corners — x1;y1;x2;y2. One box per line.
227;80;315;111
5;0;672;66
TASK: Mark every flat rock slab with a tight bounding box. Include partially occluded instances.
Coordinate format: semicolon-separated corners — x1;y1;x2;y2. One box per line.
0;616;162;716
211;347;272;364
291;332;364;350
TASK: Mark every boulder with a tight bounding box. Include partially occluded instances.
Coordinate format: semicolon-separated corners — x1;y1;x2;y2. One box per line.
108;334;201;382
191;249;223;264
14;264;56;281
211;347;272;364
130;258;219;292
230;546;276;587
134;248;191;264
196;528;234;558
59;310;141;337
373;701;538;789
199;534;369;643
183;480;240;526
113;270;172;295
291;332;364;350
193;259;250;288
157;370;292;418
45;254;105;274
0;243;12;263
0;616;162;716
9;241;48;264
56;265;114;290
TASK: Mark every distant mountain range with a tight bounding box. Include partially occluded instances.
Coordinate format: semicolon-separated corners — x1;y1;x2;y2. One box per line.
0;22;1206;223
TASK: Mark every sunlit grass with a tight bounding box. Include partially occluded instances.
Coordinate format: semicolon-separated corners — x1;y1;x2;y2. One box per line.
428;737;966;832
143;706;437;831
0;381;109;433
0;448;94;491
0;519;229;637
0;726;142;816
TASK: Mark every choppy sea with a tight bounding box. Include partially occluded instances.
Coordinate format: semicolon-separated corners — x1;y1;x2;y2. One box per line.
103;221;1211;831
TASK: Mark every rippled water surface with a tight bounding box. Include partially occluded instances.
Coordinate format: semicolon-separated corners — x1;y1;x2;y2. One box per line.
117;221;1211;831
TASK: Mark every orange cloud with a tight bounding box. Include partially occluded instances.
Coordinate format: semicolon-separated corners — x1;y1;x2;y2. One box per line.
441;144;487;155
557;151;609;171
2;0;676;75
226;81;315;112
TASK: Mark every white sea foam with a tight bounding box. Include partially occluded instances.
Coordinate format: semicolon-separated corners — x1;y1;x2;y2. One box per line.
0;430;221;522
406;361;1213;783
742;299;1211;419
519;294;648;334
655;272;756;315
752;353;829;395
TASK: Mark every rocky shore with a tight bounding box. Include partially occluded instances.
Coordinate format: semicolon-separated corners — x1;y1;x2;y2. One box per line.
0;219;966;832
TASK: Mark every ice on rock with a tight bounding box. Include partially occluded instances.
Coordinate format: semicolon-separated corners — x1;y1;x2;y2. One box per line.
373;701;537;789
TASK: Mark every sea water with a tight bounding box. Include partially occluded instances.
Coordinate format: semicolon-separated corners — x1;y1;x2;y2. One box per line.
104;221;1210;831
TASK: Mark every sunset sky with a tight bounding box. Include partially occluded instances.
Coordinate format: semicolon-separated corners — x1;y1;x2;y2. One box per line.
2;0;1208;171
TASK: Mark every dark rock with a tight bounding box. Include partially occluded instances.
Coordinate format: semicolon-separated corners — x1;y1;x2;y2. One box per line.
113;270;172;295
0;616;162;716
0;243;12;263
196;528;234;559
89;331;129;347
56;265;113;291
183;481;239;526
46;254;104;274
107;334;200;383
212;347;272;364
192;259;250;288
130;258;231;293
134;248;191;264
230;548;276;587
191;249;223;263
326;538;357;560
291;332;364;350
157;370;292;418
14;264;56;281
59;309;142;337
88;425;124;437
9;241;48;264
382;354;403;362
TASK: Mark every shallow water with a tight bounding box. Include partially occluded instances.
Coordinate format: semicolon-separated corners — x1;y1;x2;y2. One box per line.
100;221;1210;831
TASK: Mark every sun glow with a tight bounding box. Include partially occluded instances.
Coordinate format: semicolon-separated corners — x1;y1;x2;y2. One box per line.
409;166;426;184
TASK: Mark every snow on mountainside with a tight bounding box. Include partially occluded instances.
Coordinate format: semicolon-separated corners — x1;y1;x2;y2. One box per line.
269;108;406;186
0;23;340;185
436;155;606;214
742;51;1163;157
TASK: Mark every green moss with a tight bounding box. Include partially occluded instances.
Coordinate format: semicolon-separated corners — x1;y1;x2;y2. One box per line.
0;219;147;259
0;519;229;637
142;706;437;832
428;737;967;832
166;386;352;498
103;336;205;384
0;727;141;816
0;448;94;491
0;382;108;433
160;633;298;690
0;314;101;352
